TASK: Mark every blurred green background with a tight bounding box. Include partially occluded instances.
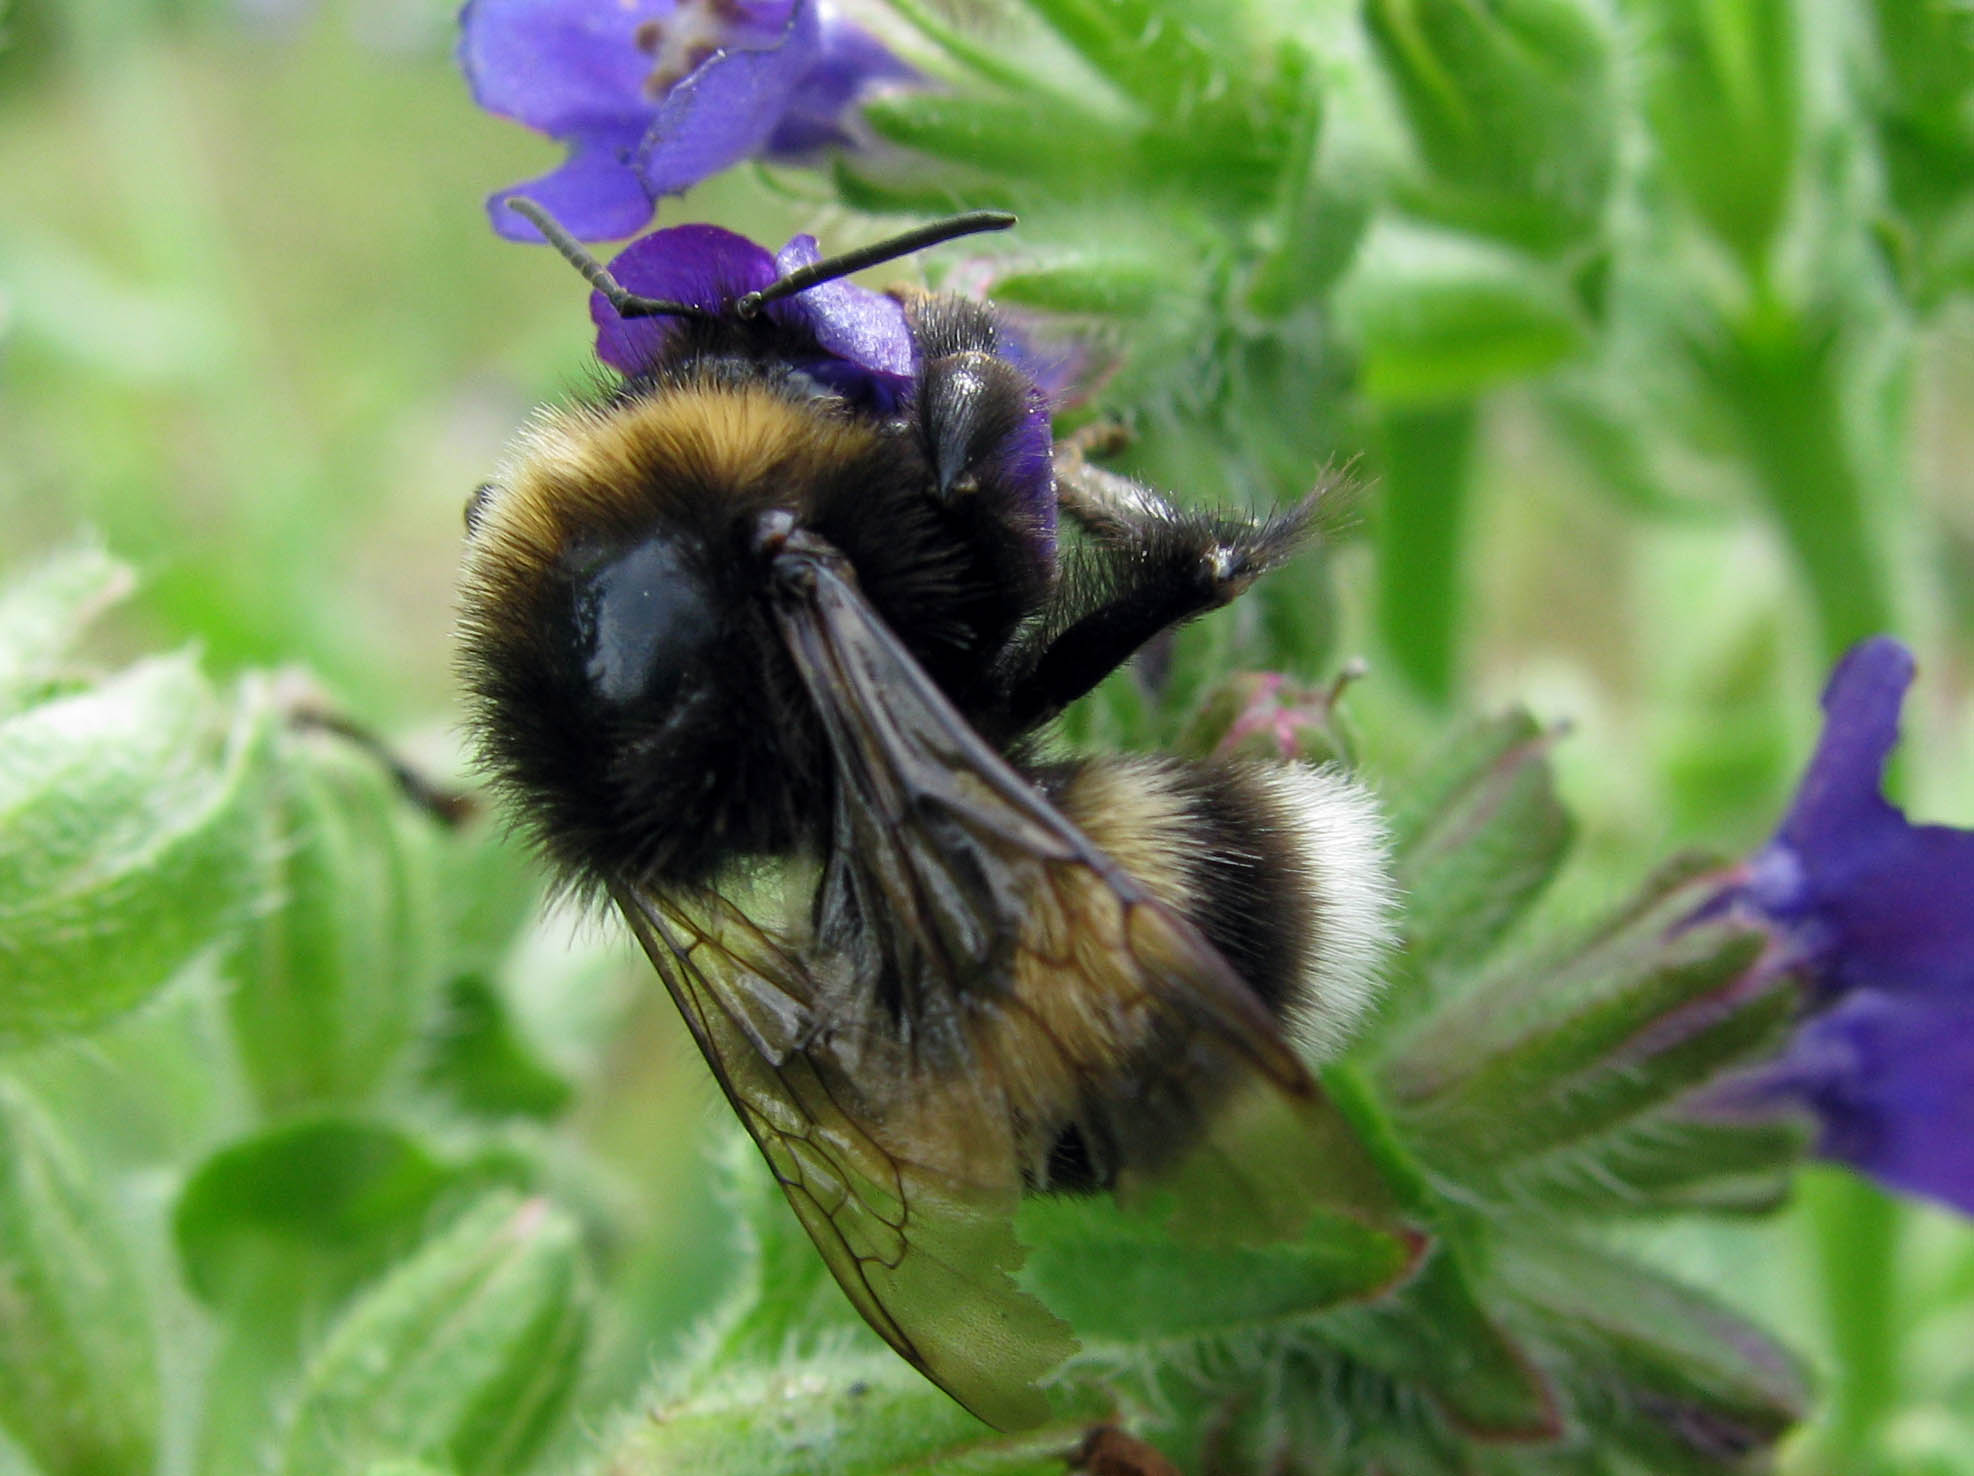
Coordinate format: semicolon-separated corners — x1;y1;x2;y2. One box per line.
2;0;1973;1471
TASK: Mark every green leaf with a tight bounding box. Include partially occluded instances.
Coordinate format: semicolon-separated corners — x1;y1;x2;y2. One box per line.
1382;860;1805;1204
828;156;1014;219
175;1117;463;1307
1245;45;1373;318
1384;708;1572;987
986;257;1165;317
1017;0;1220;115
0;1081;158;1476
1338;224;1591;404
228;720;449;1111
419;973;573;1121
1019;1192;1417;1346
591;1348;1085;1476
1320;1245;1562;1439
177;1119;535;1476
1372;400;1477;702
1393;926;1792;1166
1531;1109;1809;1216
0;657;276;1049
681;1097;1422;1459
1633;0;1799;269
860;92;1132;193
1501;1236;1811;1473
1317;1067;1562;1440
277;1192;588;1476
0;547;132;719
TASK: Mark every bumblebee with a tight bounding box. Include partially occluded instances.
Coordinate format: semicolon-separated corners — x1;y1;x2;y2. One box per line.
456;201;1396;1430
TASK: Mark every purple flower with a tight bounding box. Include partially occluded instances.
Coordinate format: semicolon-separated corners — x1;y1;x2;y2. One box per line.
1752;992;1974;1212
1711;638;1974;1215
583;221;1060;564
460;0;917;243
588;223;915;407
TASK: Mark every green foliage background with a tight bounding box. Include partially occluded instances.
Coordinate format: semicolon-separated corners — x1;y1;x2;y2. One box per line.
1;0;1972;1472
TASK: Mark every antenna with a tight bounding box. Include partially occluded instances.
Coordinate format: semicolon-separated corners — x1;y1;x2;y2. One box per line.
507;198;1018;322
734;210;1018;317
506;198;714;321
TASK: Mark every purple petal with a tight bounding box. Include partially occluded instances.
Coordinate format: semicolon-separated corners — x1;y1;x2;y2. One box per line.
459;0;670;136
488;123;656;243
768;234;915;382
991;309;1094;404
1753;637;1974;1003
1771;992;1974;1216
1774;637;1914;870
590;225;779;373
1783;818;1974;1002
634;0;822;197
464;0;921;244
764;9;919;156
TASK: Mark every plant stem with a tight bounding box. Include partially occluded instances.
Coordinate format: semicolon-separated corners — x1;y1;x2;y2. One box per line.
1373;401;1478;705
1800;1169;1901;1467
1714;299;1897;664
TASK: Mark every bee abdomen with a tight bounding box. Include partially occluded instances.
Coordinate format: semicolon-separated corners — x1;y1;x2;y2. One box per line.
1049;752;1396;1063
993;753;1394;1193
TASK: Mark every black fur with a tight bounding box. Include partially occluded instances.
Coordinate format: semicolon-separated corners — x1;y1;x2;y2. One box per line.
1169;762;1316;1018
460;286;1318;898
460;299;1054;892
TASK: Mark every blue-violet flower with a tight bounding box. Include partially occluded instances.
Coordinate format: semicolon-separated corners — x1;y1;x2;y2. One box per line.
460;0;917;242
587;223;1057;563
588;223;915;401
1711;638;1974;1215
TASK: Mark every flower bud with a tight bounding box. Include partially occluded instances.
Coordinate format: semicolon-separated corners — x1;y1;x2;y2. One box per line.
1636;0;1799;268
1176;668;1364;768
0;653;275;1048
229;712;447;1111
1364;0;1616;250
0;1084;159;1476
276;1193;588;1476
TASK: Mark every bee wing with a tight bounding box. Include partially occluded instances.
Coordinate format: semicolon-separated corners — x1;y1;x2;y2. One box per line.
614;536;1396;1432
766;540;1422;1322
611;880;1077;1433
768;534;1315;1101
771;540;1412;1238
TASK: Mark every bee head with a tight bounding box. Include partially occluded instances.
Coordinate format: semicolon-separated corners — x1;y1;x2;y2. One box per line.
455;387;892;890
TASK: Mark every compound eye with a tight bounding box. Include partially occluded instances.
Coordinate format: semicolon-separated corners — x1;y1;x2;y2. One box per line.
464;482;497;535
568;534;717;710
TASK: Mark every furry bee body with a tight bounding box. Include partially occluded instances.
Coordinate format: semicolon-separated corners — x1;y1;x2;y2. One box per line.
456;210;1395;1427
460;371;1026;888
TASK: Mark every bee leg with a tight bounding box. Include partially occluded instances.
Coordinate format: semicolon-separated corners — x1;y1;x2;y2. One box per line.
1050;446;1174;544
282;699;478;828
1001;464;1319;726
1054;444;1319;597
1055;418;1132;463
